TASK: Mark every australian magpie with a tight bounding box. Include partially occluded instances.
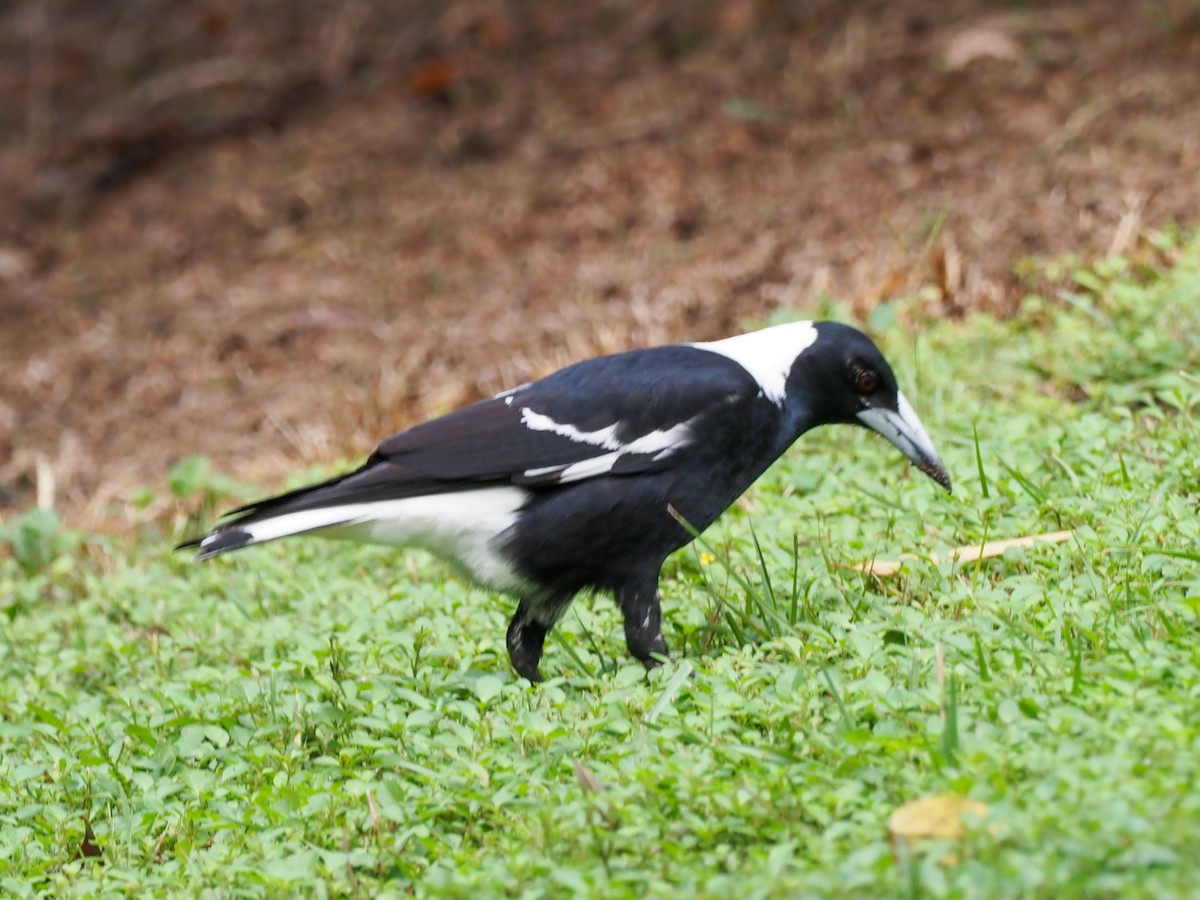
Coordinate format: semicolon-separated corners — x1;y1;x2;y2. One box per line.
179;320;950;681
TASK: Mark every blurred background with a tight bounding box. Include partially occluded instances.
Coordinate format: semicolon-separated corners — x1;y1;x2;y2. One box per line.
1;0;1198;528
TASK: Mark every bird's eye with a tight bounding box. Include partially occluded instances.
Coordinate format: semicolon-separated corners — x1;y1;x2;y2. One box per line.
854;368;878;394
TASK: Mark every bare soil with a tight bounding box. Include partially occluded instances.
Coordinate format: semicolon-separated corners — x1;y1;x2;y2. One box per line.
1;0;1198;528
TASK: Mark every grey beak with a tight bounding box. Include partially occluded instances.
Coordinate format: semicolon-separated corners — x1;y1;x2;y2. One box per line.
857;392;952;491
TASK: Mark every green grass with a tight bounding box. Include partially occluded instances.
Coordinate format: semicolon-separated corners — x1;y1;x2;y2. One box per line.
3;232;1200;897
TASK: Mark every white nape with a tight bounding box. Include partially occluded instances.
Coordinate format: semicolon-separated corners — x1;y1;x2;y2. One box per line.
689;321;818;405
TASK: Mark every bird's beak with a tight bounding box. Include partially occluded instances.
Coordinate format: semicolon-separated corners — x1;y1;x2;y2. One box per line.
857;392;952;491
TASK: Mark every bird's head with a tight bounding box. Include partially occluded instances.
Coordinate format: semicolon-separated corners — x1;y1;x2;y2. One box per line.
790;322;951;491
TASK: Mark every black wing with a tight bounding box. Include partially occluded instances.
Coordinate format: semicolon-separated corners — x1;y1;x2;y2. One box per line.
216;345;759;524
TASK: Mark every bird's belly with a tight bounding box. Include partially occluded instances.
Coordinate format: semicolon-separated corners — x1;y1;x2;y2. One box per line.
320;486;532;593
498;476;689;594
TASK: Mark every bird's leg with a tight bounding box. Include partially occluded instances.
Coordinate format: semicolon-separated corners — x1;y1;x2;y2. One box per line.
506;600;548;682
615;576;669;668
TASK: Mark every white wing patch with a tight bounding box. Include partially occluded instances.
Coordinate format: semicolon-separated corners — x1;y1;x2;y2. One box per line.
519;408;694;482
214;486;532;594
690;320;818;405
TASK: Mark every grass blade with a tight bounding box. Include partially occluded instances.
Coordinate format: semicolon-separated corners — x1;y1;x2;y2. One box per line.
973;424;989;499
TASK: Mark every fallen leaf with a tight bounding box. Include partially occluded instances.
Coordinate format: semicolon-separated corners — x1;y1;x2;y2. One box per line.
0;246;33;282
853;530;1074;577
573;760;606;794
944;26;1021;70
408;59;457;100
950;530;1075;565
889;793;989;850
72;818;103;861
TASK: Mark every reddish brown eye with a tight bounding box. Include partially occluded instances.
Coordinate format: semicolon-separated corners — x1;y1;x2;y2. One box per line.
855;369;878;393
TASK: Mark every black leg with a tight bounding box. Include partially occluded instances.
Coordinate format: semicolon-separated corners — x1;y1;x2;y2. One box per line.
615;574;669;668
507;596;575;683
506;601;549;682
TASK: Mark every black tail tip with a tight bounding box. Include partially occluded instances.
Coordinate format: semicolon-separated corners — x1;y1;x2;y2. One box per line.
174;529;254;560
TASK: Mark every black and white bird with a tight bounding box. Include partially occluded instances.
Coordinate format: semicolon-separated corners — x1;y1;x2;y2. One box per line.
180;320;950;681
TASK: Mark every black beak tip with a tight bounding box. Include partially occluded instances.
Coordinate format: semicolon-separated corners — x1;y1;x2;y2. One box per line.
925;464;952;493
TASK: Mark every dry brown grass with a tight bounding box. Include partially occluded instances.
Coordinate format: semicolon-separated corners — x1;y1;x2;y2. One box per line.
1;0;1198;529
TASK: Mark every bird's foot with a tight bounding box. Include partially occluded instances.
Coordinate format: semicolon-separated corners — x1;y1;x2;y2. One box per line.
507;602;549;683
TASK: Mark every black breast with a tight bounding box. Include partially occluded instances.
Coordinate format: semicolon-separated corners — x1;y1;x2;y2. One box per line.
502;391;785;600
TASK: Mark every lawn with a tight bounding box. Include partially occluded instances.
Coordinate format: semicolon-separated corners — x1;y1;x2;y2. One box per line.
2;232;1199;898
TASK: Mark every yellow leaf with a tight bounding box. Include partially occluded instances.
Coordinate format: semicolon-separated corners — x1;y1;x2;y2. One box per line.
888;794;990;844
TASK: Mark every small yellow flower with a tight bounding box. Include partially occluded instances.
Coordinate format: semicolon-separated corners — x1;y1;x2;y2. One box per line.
699;552;715;566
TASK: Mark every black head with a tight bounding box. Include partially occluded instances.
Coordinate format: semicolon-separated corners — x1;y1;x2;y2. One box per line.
788;322;951;490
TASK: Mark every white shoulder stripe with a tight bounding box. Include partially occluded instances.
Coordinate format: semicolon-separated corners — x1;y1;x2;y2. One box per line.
539;453;622;483
689;320;818;405
520;408;620;449
517;408;695;483
522;439;689;484
520;408;694;456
